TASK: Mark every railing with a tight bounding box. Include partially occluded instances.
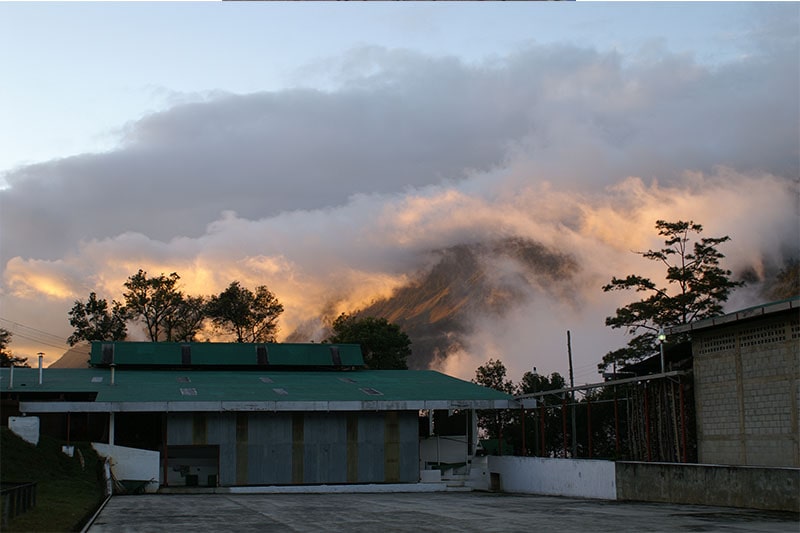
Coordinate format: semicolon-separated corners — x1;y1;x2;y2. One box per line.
1;481;37;527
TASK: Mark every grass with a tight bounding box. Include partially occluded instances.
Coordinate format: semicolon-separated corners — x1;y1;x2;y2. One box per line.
1;427;106;532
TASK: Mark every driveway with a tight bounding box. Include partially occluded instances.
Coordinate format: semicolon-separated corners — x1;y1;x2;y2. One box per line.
86;492;798;532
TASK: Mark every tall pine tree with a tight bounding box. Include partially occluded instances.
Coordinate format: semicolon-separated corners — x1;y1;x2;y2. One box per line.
600;220;744;372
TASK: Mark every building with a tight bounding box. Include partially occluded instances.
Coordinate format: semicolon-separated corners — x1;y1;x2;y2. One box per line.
667;297;799;467
1;342;513;488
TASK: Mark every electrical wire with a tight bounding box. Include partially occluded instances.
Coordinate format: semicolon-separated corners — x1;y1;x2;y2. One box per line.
0;316;90;356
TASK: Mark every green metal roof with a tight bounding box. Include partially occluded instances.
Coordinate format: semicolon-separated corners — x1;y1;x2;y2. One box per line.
1;367;515;413
89;341;365;368
666;295;799;335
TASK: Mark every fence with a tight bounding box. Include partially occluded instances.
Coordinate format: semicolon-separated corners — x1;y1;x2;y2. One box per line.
1;481;37;527
511;371;696;463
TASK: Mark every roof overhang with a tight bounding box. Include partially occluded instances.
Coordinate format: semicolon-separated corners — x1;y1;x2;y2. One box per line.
19;398;515;413
666;297;799;335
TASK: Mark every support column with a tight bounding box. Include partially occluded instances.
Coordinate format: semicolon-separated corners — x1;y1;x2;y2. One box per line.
562;396;568;458
162;413;169;487
108;412;115;446
471;409;478;457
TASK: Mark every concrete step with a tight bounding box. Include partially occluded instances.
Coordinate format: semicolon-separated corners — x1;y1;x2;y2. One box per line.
442;473;469;481
444;485;473;492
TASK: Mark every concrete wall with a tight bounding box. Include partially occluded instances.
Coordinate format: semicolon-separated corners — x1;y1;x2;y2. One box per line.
92;442;160;493
167;411;419;486
693;313;800;467
488;456;617;500
616;461;800;512
9;416;39;446
419;435;471;468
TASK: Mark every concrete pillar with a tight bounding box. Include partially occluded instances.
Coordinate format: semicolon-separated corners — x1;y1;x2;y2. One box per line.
471;409;479;456
109;412;115;446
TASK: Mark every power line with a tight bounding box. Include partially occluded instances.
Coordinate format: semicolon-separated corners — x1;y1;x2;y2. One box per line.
4;331;75;354
0;317;80;356
0;317;67;342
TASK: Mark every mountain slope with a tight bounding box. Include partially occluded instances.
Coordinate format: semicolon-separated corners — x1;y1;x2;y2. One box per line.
332;237;579;369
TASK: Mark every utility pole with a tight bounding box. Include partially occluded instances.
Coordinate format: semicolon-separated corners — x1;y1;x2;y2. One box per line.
567;331;577;458
532;367;539;456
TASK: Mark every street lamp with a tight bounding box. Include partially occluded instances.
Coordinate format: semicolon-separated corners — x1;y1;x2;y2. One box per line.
658;328;666;374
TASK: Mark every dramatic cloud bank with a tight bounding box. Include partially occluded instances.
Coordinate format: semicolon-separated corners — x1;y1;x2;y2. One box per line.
2;19;798;382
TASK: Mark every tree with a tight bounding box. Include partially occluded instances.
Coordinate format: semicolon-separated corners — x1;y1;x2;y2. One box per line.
162;295;207;342
600;220;744;372
765;258;800;301
517;370;567;457
206;282;284;343
67;292;128;346
0;328;28;367
472;359;515;442
326;314;411;369
122;270;184;342
518;370;565;395
474;359;515;394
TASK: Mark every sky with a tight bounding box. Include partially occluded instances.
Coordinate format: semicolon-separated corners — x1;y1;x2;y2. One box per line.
1;2;798;384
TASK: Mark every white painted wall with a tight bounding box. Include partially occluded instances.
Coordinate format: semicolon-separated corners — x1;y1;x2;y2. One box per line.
488;456;617;500
419;435;471;467
92;443;160;493
467;455;490;491
9;416;39;446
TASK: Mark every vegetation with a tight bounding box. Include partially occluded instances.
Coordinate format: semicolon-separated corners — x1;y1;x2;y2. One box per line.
472;359;570;455
0;328;28;367
472;359;515;440
67;292;127;346
600;219;744;373
122;270;186;342
161;294;208;342
67;270;284;345
206;282;284;343
326;314;411;369
0;428;105;532
764;258;800;301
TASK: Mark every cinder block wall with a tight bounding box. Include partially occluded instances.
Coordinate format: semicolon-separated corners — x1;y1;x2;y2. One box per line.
693;314;800;467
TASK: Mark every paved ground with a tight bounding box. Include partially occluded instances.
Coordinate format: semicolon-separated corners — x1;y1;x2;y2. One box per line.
87;492;799;532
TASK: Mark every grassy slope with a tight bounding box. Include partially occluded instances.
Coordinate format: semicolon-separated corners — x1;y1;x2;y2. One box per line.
0;427;106;532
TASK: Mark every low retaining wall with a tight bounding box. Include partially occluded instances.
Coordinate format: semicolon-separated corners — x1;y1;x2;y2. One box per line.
616;461;800;512
488;456;617;500
92;443;160;494
486;457;799;512
8;416;39;446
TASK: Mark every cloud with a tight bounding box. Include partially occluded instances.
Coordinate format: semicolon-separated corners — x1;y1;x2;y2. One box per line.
1;20;797;373
3;167;794;373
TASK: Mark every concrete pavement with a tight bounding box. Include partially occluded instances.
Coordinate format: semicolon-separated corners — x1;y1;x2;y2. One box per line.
86;492;799;532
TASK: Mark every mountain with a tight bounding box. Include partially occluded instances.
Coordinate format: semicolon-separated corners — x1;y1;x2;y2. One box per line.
287;236;579;369
48;343;92;368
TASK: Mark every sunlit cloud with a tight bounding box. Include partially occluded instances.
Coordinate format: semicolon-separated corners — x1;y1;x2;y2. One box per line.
1;17;797;373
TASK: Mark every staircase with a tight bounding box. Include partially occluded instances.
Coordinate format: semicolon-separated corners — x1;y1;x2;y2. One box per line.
442;473;471;491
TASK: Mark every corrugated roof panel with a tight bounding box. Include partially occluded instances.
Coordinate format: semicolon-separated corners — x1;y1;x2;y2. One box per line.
1;367;513;407
89;342;365;367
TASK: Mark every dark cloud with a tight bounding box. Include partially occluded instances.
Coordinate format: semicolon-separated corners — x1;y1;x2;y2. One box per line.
2;13;798;377
2;37;797;267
